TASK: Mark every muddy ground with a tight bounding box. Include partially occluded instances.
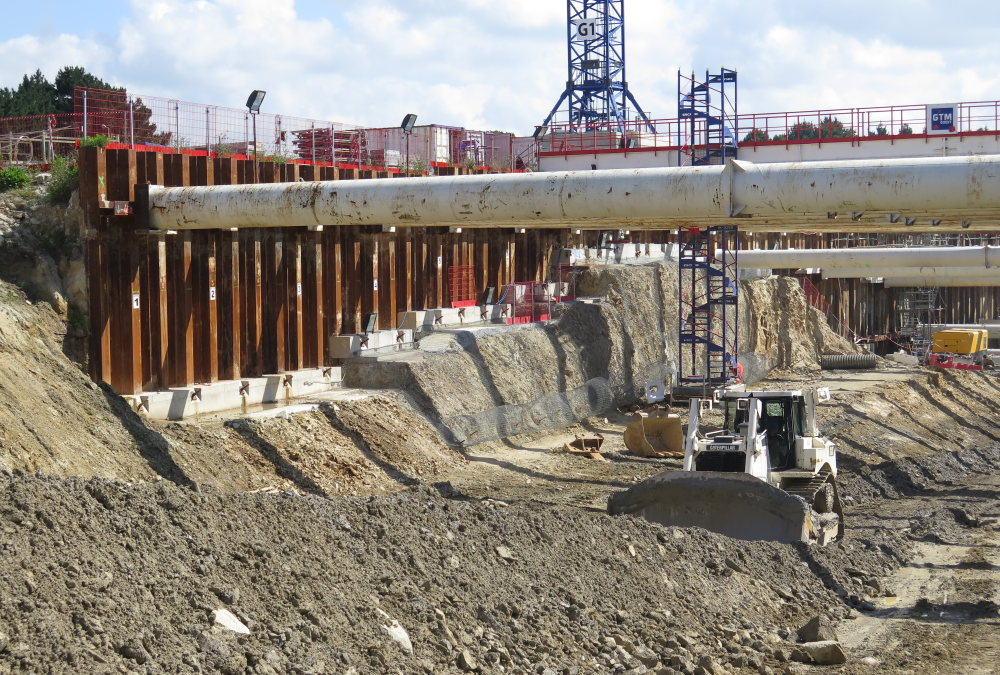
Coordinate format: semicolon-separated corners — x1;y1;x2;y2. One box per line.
0;259;998;673
1;363;999;673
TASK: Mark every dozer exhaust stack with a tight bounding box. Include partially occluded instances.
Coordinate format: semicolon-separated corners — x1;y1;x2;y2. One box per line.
607;471;825;544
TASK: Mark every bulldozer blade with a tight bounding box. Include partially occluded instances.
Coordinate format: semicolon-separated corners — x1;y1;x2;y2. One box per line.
624;412;683;457
607;471;819;544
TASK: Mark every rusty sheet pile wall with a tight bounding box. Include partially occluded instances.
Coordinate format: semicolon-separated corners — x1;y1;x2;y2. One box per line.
81;148;583;396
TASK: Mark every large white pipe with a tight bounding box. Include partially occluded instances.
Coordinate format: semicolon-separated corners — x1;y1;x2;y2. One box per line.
884;276;1000;287
143;154;1000;231
925;323;1000;338
821;266;1000;279
738;246;1000;269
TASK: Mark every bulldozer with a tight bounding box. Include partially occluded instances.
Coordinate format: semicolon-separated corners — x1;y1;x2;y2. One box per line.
608;388;844;545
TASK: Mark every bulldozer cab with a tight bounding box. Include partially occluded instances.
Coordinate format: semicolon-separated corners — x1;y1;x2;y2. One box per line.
723;394;806;471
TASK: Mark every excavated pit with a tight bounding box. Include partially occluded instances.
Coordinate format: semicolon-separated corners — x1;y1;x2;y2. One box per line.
0;261;996;674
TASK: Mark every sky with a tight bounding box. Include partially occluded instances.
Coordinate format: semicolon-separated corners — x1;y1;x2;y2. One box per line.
2;0;999;136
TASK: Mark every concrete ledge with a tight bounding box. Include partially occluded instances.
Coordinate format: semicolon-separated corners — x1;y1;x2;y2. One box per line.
397;305;505;330
329;329;415;359
123;367;343;420
561;244;676;263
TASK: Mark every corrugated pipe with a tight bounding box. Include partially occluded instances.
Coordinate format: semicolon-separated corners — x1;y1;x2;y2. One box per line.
820;354;878;370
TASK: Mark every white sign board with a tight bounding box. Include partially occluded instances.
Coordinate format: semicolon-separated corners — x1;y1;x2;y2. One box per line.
926;103;959;135
571;18;601;42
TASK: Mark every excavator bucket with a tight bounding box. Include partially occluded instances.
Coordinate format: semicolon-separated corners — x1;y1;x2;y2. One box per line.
608;471;823;544
624;412;684;458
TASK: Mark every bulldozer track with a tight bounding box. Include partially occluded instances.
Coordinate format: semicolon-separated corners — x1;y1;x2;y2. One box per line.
781;469;833;503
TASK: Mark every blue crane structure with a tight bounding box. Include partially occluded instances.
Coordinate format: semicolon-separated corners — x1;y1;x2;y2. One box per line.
676;69;740;395
539;0;652;133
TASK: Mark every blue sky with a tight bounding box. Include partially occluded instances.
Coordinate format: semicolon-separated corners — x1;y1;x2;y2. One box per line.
2;0;999;135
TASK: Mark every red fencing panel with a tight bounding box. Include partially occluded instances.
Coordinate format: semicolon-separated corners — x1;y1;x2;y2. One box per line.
448;265;476;307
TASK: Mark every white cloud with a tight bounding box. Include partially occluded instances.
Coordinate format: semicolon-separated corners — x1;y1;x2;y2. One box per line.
1;0;999;135
0;34;109;89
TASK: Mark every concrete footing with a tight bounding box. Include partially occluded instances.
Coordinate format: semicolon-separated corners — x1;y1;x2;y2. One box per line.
123;367;343;420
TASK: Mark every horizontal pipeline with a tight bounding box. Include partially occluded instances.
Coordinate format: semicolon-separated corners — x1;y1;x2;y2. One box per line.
925;323;1000;338
737;246;1000;270
884;276;1000;287
820;266;1000;279
143;154;1000;231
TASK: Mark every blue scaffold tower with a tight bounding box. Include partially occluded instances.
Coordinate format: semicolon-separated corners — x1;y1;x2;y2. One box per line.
677;68;738;166
676;69;740;394
539;0;652;133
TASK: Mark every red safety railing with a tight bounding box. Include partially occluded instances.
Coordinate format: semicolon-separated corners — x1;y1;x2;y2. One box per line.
797;277;830;314
555;264;578;302
501;282;552;325
537;99;1000;158
448;266;477;308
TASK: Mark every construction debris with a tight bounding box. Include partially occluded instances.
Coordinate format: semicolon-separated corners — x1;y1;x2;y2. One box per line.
623;409;684;457
562;433;607;460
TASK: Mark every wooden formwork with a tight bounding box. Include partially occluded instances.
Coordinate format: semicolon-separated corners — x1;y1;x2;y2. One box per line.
80;148;622;395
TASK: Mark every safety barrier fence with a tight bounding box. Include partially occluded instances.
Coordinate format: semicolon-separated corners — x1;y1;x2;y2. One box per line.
537;99;1000;158
448;266;477;307
0;88;539;171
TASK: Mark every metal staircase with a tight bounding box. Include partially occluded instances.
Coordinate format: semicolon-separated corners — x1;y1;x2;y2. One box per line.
678;226;739;392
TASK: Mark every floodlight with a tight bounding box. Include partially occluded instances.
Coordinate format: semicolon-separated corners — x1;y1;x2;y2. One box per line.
246;90;266;113
400;114;418;133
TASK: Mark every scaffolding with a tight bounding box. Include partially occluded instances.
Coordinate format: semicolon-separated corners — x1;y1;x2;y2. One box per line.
678;69;738;166
678;226;739;392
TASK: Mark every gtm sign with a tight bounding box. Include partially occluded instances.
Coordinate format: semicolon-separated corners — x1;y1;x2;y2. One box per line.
927;104;959;135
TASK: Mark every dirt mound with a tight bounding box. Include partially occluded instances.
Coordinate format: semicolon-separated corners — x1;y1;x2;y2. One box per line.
741;276;858;381
0;279;461;496
0;471;905;675
814;369;1000;506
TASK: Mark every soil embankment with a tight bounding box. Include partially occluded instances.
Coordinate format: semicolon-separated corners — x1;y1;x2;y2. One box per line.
345;262;856;446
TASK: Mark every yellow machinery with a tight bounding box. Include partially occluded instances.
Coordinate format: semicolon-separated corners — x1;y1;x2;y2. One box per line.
928;329;991;370
931;329;988;355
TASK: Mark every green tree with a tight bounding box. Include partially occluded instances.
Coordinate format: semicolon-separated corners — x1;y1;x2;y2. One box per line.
53;66;122;113
0;70;56;116
772;121;818;142
742;128;769;142
818;116;854;139
0;67;122;117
